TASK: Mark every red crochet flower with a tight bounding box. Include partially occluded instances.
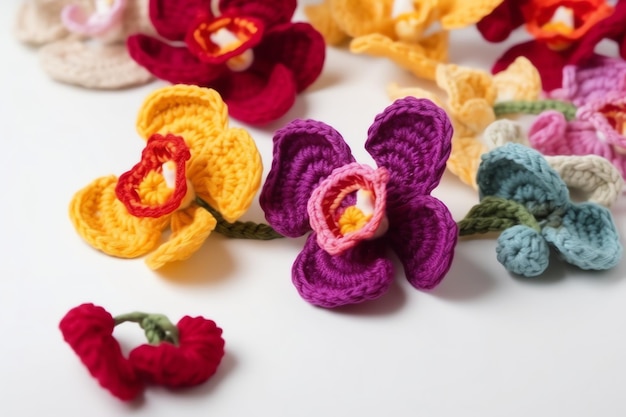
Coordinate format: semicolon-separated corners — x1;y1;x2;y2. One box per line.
59;303;225;400
127;0;326;125
476;0;626;91
59;304;143;401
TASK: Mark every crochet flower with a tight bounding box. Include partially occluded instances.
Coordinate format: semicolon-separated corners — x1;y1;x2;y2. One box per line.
15;0;154;88
260;97;457;308
389;57;541;188
69;84;262;269
458;143;622;277
485;119;623;207
528;99;626;180
476;0;625;91
345;0;503;80
60;303;225;400
126;0;325;125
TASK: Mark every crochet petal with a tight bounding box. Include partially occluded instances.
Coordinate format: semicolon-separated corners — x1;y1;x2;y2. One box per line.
14;0;78;45
145;205;217;269
351;31;448;80
260;119;355;237
492;40;569;92
61;0;126;38
127;34;226;85
69;175;169;259
292;234;393;308
492;57;541;101
136;85;229;158
387;195;457;289
440;0;505;29
436;63;496;132
304;1;348;45
190;127;262;223
446;135;487;189
496;225;550;277
219;0;296;27
542;203;622;271
215;63;297;125
365;97;453;207
476;143;570;211
329;0;395;38
476;0;527;42
149;0;213;41
38;40;153;89
254;22;326;92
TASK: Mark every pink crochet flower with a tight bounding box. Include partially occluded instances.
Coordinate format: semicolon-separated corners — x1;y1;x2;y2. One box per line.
476;0;626;91
127;0;326;125
260;97;458;308
528;105;626;179
548;55;626;106
62;0;127;38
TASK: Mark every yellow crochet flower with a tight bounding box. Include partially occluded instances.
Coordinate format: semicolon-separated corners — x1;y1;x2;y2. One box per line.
306;0;503;80
69;85;262;269
389;57;541;188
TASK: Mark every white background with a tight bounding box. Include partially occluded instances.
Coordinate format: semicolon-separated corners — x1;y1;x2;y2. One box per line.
2;1;626;416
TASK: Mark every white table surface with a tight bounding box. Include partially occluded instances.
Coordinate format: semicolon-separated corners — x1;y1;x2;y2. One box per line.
2;2;626;416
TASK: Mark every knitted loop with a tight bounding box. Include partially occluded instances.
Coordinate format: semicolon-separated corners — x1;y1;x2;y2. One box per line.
458;196;541;236
493;100;578;120
115;133;192;218
114;312;179;346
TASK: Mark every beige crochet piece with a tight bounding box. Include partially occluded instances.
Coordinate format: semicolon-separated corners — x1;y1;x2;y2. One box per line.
39;40;152;89
14;0;89;46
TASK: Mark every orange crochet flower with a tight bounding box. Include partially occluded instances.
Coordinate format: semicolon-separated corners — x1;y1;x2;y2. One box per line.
69;84;262;269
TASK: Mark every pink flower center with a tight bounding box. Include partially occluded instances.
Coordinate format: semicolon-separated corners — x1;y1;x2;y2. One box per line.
185;13;264;72
307;163;389;256
115;133;193;218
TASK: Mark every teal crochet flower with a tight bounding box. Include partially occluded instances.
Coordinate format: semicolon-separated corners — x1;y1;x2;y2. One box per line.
458;143;622;277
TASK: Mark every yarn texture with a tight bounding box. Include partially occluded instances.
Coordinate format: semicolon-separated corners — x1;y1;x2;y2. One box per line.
458;143;622;277
69;84;263;269
260;97;457;308
476;0;626;91
60;303;225;401
390;57;541;188
127;0;325;125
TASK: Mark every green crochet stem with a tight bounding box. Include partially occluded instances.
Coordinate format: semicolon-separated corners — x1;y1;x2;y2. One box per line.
195;197;283;240
114;312;179;345
494;100;577;120
457;196;541;236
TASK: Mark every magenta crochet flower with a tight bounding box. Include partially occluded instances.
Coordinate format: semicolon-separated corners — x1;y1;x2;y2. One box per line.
476;0;626;91
528;104;626;179
259;97;458;308
127;0;326;125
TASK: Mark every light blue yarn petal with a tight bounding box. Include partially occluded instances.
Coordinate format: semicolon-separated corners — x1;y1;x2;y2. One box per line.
542;203;623;271
496;225;550;277
477;144;569;215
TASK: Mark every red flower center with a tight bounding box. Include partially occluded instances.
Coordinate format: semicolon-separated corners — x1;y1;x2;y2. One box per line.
524;1;613;50
115;133;191;218
599;102;626;137
185;13;264;71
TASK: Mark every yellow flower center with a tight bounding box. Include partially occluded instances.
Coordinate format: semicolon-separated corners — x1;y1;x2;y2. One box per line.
338;206;373;235
540;6;574;50
137;171;173;206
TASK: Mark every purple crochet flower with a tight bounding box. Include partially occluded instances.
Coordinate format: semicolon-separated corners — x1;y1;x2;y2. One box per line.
260;97;458;308
548;55;626;106
529;106;626;179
